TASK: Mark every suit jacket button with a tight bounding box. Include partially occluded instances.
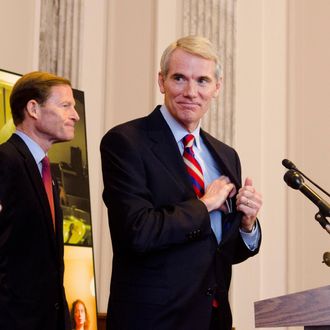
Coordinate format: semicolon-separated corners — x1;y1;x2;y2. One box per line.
54;302;60;310
206;288;214;296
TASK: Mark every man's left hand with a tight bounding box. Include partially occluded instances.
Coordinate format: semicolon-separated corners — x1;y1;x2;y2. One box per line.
236;177;262;232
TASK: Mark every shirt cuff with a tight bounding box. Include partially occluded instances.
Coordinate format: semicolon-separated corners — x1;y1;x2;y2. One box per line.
240;222;260;251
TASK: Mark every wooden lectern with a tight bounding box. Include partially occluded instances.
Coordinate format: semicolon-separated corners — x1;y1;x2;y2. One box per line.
254;285;330;329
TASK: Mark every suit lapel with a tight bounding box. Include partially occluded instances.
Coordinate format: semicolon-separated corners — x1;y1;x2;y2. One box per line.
146;107;196;197
145;107;243;199
8;134;58;251
145;108;243;243
201;130;241;188
200;130;243;243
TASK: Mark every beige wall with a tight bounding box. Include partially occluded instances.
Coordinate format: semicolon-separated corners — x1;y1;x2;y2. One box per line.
287;0;330;293
1;1;329;329
235;2;330;329
0;0;40;72
234;1;288;329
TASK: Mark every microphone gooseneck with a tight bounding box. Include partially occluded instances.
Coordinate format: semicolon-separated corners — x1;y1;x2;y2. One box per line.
282;159;330;197
283;170;330;217
283;163;330;234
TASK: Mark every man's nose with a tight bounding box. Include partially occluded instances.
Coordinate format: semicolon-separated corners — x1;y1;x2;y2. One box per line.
183;81;197;98
72;107;80;121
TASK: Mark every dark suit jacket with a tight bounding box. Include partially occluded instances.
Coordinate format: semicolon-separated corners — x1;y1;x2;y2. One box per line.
0;134;70;330
100;106;261;330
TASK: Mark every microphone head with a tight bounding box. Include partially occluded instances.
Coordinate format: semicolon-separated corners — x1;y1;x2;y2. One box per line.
282;159;297;170
284;170;304;190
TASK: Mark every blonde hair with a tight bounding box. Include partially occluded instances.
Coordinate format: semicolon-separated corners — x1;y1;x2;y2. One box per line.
160;35;222;79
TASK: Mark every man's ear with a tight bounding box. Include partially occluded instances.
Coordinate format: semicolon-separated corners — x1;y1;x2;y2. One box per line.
213;77;222;98
158;72;165;94
26;100;39;119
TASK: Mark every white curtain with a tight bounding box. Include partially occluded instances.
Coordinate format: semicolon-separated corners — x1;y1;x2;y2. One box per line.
39;0;83;88
182;0;236;145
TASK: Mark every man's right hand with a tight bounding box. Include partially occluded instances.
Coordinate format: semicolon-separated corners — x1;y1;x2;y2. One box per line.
200;175;236;212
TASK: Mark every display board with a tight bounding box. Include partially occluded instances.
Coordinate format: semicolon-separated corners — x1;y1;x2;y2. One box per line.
0;69;98;330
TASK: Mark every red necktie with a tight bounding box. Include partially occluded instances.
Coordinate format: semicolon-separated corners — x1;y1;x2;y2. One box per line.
182;134;205;198
42;156;55;230
183;135;219;308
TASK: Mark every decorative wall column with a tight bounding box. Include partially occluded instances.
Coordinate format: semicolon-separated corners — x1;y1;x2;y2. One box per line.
39;0;83;88
182;0;236;146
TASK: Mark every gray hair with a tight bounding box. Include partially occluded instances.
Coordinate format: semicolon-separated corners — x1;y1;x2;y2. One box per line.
160;35;222;80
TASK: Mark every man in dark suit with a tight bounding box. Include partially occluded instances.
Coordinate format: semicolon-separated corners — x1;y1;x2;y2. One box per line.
0;71;80;330
100;36;262;330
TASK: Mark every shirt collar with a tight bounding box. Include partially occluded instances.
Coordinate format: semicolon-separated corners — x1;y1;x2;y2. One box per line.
14;130;46;164
159;105;202;150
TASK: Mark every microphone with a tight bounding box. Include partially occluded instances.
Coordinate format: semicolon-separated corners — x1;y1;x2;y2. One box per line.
282;159;297;170
284;170;330;216
282;159;330;197
284;170;330;234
